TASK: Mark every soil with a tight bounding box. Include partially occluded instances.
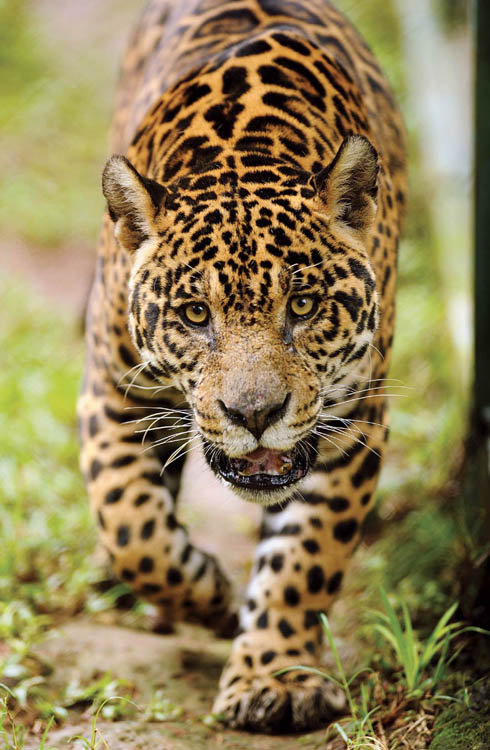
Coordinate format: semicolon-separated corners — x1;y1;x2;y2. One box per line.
28;619;332;750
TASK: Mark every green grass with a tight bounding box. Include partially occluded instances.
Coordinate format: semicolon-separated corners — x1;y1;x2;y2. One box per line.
371;590;489;697
0;0;137;248
0;276;93;623
277;600;486;748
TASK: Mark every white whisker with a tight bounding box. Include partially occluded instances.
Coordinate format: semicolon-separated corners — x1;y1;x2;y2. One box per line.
161;436;201;474
117;359;151;387
320;393;407;410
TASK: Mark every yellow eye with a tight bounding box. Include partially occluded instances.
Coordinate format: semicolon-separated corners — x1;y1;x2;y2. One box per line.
183;302;209;326
289;295;317;318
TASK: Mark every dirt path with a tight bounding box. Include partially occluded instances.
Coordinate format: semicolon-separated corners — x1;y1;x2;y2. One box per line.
31;619;330;750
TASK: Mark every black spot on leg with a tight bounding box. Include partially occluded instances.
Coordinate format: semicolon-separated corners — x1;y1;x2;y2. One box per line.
117;525;130;547
88;414;99;437
141;582;161;594
278;618;296;638
105;487;123;504
139;556;154;573
284;586;300;606
302;539;320;554
244;655;253;668
257;610;269;629
307;565;325;593
361;493;371;506
304;610;320;629
261;650;277;665
141;519;156;539
328;497;350;512
270;553;284;571
333;519;358;543
111;455;136;468
192;561;207;581
327;571;344;594
167;567;183;585
351;452;381;487
121;568;135;581
295;673;309;683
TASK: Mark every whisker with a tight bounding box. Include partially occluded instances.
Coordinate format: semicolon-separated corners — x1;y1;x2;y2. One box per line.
318;415;386;430
140;405;191;414
320;393;407;410
368;341;385;362
117;359;151;387
181;261;204;279
320;383;410;397
124;408;191;425
314;425;381;459
135;418;192;434
150;428;198;448
120;360;153;399
290;259;326;275
123;383;174;393
312;430;348;456
161;435;201;474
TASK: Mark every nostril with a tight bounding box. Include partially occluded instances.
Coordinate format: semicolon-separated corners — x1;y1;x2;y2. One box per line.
267;392;291;424
217;399;248;427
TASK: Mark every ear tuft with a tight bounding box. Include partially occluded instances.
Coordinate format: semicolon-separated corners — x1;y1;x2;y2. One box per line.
312;135;378;235
102;155;167;254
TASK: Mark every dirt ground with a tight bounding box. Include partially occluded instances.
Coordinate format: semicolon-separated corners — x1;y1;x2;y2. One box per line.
30;618;334;750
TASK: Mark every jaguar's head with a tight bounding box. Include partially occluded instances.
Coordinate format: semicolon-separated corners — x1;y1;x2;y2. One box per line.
103;135;379;504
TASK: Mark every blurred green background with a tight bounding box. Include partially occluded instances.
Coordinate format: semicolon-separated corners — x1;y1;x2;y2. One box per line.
0;0;480;736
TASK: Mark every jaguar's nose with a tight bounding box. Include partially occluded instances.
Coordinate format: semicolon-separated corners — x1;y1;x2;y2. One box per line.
218;393;291;440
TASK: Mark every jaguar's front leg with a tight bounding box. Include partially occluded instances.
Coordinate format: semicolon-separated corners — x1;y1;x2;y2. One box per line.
214;413;386;732
78;373;235;634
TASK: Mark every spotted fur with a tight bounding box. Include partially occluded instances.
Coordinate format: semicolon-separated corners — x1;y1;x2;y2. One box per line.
78;0;406;733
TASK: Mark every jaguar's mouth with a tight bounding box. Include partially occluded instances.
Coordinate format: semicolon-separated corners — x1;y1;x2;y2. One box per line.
209;446;311;491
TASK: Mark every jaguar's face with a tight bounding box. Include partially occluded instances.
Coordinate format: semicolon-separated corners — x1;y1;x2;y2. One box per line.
103;135;379;504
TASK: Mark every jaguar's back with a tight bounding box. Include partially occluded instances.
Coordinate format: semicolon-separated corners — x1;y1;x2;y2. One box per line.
79;0;407;733
113;0;406;206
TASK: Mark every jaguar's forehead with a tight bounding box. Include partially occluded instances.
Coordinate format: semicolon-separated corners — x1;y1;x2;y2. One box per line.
149;184;337;296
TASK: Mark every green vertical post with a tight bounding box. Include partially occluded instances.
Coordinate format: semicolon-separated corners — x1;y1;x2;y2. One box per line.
464;0;490;624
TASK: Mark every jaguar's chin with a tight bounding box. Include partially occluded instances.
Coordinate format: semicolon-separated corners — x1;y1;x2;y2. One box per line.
204;439;318;505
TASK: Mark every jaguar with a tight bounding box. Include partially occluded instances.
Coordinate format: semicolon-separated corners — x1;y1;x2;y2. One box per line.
78;0;406;733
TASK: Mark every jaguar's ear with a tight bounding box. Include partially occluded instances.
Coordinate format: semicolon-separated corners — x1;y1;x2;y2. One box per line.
102;155;168;254
312;135;378;237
